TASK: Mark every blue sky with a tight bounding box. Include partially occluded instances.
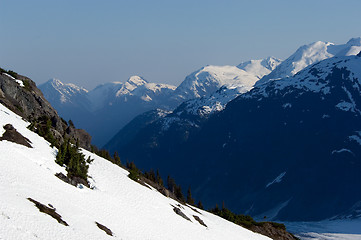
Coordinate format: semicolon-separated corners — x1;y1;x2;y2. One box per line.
1;0;361;89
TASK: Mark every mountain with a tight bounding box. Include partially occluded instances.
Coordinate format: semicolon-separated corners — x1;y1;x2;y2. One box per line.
39;78;92;128
237;57;282;79
174;57;281;117
257;37;361;86
114;53;361;221
40;78;89;110
41;58;280;146
104;57;281;152
87;76;176;111
1;99;288;240
39;76;177;146
173;64;265;101
0;71;91;150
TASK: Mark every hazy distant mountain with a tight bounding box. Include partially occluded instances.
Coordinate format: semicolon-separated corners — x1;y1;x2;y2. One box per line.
40;76;177;146
39;78;91;122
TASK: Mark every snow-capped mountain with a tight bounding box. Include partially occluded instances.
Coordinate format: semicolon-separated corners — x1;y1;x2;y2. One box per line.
173;65;260;101
173;57;281;118
104;57;282;152
39;78;92;122
40;78;89;105
88;76;176;111
39;76;176;146
41;57;281;146
237;57;282;79
114;53;361;222
257;37;361;85
0;102;274;240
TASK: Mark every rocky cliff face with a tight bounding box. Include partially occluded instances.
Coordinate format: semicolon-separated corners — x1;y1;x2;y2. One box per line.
0;71;91;150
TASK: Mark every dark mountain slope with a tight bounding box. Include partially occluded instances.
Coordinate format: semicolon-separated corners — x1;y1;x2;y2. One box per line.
118;54;361;221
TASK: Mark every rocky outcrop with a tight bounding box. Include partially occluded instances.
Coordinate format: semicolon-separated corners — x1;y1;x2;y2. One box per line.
0;71;91;150
0;124;32;148
249;222;298;240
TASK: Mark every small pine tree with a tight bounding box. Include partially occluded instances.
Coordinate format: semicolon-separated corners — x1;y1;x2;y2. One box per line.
156;170;163;186
127;161;140;181
197;201;204;210
186;186;195;205
113;151;121;166
174;185;184;202
167;175;176;193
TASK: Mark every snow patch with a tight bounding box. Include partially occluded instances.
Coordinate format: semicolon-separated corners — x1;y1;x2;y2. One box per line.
349;131;361;146
331;149;354;155
266;172;286;188
282;103;292;109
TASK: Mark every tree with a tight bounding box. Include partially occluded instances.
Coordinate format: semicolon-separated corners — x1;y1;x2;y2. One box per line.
156;170;163;186
55;138;90;182
127;161;140;181
197;201;204;210
167;175;176;193
186;186;195;205
113;151;121;166
174;185;184;202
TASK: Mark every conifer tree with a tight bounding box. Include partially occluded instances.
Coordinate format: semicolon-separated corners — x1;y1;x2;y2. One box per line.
156;170;163;186
113;151;121;166
197;201;204;210
55;138;90;182
186;187;195;205
167;176;175;193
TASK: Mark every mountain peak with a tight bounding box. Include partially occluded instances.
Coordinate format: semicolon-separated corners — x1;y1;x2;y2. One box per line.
127;75;148;86
256;38;361;86
237;57;282;79
47;78;64;87
346;37;361;46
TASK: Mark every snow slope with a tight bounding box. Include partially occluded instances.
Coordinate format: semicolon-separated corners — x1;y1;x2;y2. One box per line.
0;103;269;240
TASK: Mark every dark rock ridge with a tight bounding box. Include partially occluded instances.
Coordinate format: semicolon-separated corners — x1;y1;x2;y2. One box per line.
115;55;361;221
0;71;91;150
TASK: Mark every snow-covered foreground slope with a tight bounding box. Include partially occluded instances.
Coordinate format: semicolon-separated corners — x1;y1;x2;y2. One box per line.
0;103;270;240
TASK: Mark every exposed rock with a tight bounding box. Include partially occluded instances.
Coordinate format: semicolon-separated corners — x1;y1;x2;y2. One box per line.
172;206;191;221
27;197;68;226
193;215;207;227
95;221;113;236
0;124;32;148
55;172;90;188
249;222;298;240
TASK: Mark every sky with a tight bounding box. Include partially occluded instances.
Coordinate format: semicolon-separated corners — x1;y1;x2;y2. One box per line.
1;0;361;89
